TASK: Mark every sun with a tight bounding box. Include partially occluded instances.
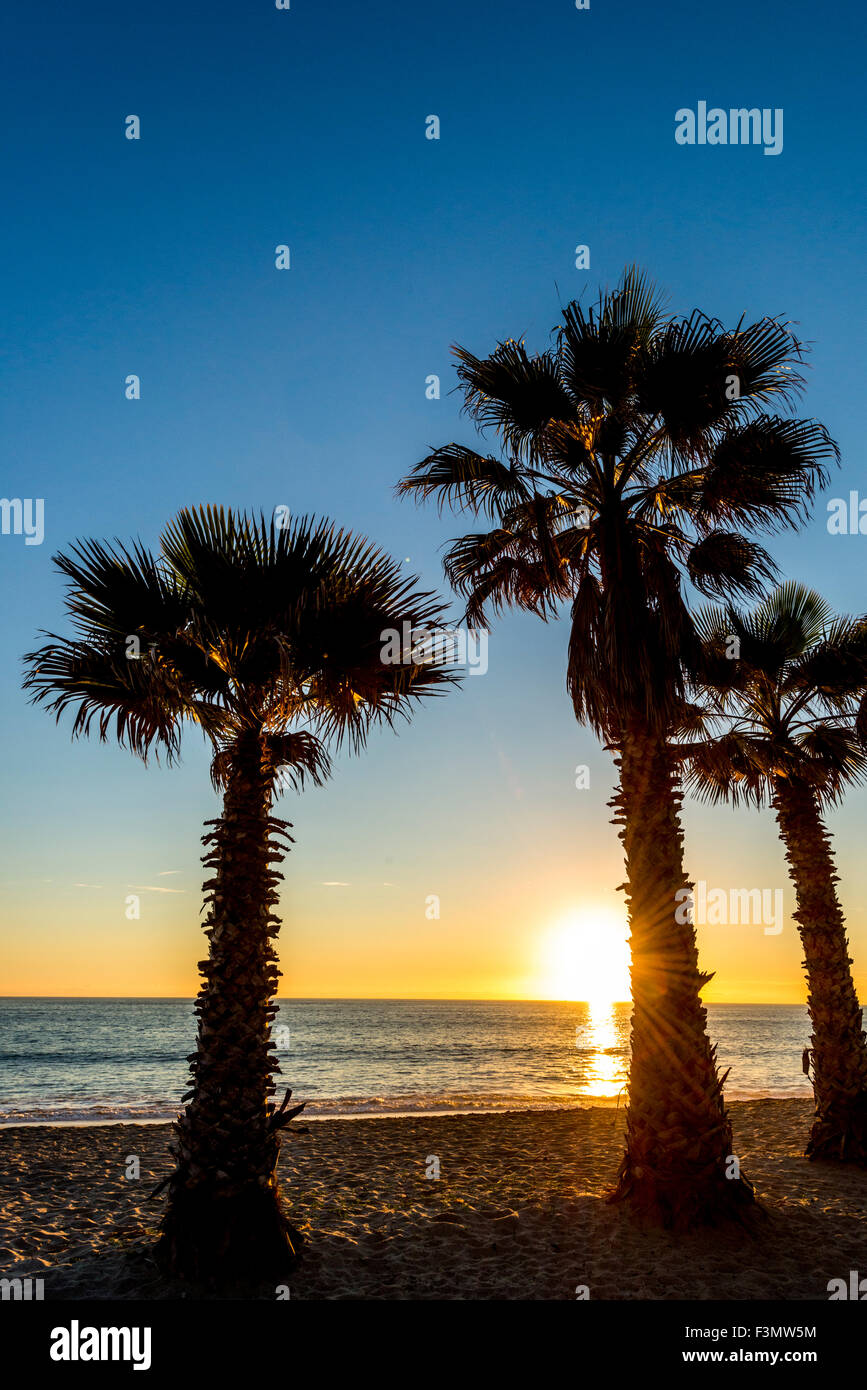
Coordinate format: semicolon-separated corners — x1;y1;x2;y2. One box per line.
540;907;631;1005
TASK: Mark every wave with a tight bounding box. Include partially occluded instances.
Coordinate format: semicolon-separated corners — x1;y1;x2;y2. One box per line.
0;1101;179;1126
0;1083;811;1127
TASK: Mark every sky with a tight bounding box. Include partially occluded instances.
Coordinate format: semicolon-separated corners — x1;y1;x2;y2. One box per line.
1;0;865;1001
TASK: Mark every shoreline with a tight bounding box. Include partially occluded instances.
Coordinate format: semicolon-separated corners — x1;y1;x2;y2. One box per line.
0;1087;812;1130
0;1100;620;1130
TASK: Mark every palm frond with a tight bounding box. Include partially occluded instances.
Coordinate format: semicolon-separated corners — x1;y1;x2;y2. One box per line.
686;585;867;811
783;614;867;704
700;418;837;531
681;731;776;808
23;636;186;762
396;444;530;517
725;315;807;409
686;532;777;600
396;273;840;746
452;340;574;463
26;506;460;769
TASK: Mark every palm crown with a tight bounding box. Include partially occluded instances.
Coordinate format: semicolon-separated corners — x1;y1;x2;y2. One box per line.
23;505;456;788
398;268;838;738
683;582;867;809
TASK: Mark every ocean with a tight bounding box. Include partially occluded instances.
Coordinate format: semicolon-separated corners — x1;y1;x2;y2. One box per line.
0;998;815;1125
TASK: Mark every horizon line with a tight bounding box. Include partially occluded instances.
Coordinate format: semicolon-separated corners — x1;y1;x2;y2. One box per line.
0;995;811;1006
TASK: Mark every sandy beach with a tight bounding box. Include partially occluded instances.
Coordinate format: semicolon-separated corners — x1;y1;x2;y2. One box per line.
2;1099;865;1300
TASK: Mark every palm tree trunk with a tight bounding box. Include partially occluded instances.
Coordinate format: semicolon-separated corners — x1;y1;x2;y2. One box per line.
773;776;867;1162
157;728;303;1281
609;717;755;1225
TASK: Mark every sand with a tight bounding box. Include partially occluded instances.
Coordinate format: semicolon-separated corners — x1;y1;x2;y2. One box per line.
2;1100;866;1300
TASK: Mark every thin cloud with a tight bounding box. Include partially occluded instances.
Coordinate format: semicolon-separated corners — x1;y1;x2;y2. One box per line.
128;884;187;894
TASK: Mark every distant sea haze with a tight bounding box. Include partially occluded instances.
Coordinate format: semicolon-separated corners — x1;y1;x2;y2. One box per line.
0;999;815;1125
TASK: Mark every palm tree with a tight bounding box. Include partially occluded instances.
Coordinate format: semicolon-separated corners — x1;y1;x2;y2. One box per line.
682;582;867;1162
398;269;838;1225
23;505;456;1280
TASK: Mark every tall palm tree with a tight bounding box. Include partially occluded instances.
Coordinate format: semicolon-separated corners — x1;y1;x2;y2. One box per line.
398;269;838;1225
23;505;456;1280
682;583;867;1162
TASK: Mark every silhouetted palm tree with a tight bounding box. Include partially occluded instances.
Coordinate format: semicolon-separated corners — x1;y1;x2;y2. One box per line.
23;505;456;1280
683;582;867;1161
399;269;837;1225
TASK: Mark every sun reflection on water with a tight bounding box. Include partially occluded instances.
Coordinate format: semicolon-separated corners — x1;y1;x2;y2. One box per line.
575;1000;629;1099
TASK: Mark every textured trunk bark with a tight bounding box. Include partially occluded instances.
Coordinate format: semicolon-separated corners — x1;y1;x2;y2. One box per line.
610;717;755;1226
156;728;303;1281
772;776;867;1162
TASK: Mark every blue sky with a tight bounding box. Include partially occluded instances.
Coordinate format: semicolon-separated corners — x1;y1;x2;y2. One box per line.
1;0;865;998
